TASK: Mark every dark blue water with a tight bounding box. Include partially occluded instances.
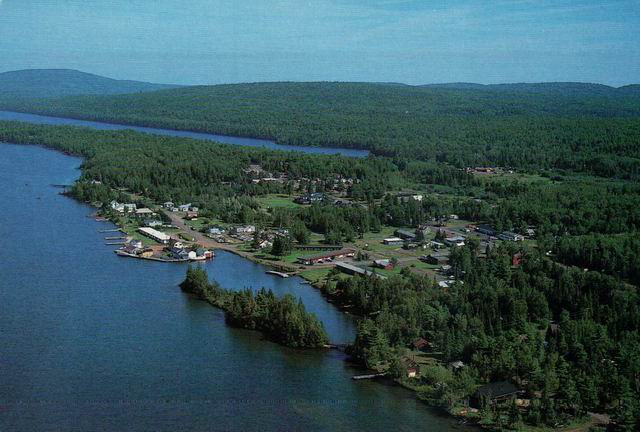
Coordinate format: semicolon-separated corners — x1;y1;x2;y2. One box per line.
0;143;460;431
0;111;369;158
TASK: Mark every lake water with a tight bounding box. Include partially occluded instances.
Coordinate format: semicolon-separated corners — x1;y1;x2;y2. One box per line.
0;143;461;431
0;111;370;158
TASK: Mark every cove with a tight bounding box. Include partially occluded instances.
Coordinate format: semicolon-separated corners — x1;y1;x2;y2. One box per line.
0;111;370;158
0;142;463;431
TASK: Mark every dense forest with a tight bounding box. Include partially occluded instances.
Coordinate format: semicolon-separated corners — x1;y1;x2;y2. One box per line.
3;82;640;179
1;115;639;428
180;266;328;348
330;242;640;430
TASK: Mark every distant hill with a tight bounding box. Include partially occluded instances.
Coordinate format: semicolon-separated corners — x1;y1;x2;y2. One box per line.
422;81;634;97
0;69;181;99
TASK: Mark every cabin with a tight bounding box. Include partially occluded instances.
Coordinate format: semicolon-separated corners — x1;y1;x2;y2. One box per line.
297;248;356;265
413;337;431;352
185;211;199;220
258;240;273;249
178;204;192;212
394;229;417;241
444;236;466;247
373;259;394;270
335;262;385;279
144;219;162;227
163;201;174;209
396;192;423;203
208;226;225;235
512;252;523;267
420;254;449;265
135;208;154;218
233;225;256;235
470;381;520;408
499;231;524;242
382;237;404;246
476;224;496;236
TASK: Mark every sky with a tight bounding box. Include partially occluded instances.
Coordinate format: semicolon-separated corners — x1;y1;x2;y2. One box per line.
0;0;638;86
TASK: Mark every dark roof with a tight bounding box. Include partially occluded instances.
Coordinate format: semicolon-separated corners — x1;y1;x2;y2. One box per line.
472;381;519;399
413;338;429;349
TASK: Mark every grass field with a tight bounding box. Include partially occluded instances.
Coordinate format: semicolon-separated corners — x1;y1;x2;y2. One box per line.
256;194;301;209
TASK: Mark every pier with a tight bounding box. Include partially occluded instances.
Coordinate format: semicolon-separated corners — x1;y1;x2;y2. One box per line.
352;373;386;380
265;270;290;278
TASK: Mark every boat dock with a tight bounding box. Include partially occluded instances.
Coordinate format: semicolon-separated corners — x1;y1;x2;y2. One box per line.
114;250;188;263
266;270;290;278
104;236;127;240
352;373;386;380
106;241;126;245
99;228;123;233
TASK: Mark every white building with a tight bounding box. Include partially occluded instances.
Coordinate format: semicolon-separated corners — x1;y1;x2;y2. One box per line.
138;227;170;244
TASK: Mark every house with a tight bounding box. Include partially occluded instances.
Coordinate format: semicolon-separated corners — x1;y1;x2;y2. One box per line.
405;359;420;379
396;192;423;203
429;241;445;250
178;204;192;212
394;229;417;241
135;208;154;217
137;227;170;244
449;214;459;220
171;247;195;261
208;226;225;235
140;248;154;258
295;192;325;205
444;236;466;247
233;225;256;235
476;224;496;236
258;240;273;249
470;381;520;408
163;201;174;209
413;338;431;352
129;239;143;249
382;237;404;246
123;203;137;213
373;259;394;270
185;211;199;220
110;200;125;213
420;254;449;265
297;248;356;265
144;219;163;228
335;262;385;279
448;361;465;372
512;252;523;267
498;231;524;242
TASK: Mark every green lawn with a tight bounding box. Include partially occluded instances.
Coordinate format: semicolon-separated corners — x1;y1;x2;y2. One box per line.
256;194;301;209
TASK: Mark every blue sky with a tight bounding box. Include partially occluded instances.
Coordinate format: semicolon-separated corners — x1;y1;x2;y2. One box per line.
0;0;638;85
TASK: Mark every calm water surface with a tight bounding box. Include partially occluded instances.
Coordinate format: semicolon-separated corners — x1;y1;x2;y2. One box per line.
0;111;370;157
0;143;461;431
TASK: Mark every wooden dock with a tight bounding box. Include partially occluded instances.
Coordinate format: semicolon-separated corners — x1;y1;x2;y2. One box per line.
104;236;127;240
266;270;290;278
105;241;126;245
99;229;122;233
352;373;386;380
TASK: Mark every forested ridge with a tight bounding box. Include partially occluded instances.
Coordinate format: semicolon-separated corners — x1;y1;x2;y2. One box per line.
3;81;640;179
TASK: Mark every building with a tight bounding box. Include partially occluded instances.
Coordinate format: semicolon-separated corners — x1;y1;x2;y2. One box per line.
444;236;466;247
208;226;225;235
420;254;449;265
429;241;445;249
163;201;174;209
144;219;163;227
476;224;496;236
297;248;356;265
373;259;394;270
135;208;154;217
295;192;325;205
413;337;431;352
335;262;385;279
498;231;524;242
178;204;192;212
233;225;256;235
470;381;520;408
394;228;417;241
512;252;523;267
185;211;199;219
138;227;170;244
382;237;404;246
396;192;423;203
258;240;273;249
